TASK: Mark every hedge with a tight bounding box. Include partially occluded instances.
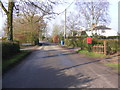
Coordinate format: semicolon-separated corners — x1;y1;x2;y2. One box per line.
64;37;119;54
98;36;120;39
2;41;20;60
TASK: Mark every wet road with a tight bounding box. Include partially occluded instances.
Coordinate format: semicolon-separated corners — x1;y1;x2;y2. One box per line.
3;43;118;88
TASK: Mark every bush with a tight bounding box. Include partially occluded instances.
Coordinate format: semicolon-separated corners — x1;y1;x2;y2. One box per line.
34;38;39;45
106;39;119;54
3;50;31;72
92;37;104;45
65;37;88;49
92;38;119;54
2;41;20;60
2;37;7;41
65;39;72;47
64;37;119;54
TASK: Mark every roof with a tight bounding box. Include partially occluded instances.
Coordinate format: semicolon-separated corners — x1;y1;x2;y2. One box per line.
93;25;111;30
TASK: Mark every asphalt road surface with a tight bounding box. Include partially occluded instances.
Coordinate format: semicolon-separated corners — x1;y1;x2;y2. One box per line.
3;43;118;88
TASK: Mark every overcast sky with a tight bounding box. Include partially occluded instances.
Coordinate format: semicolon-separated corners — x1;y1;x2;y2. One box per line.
0;0;119;37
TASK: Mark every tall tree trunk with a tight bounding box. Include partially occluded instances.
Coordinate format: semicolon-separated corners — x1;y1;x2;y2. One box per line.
7;2;14;41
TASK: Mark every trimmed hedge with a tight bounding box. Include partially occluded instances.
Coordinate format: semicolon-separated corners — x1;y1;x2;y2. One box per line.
106;39;119;53
2;41;20;60
64;37;119;54
98;36;120;39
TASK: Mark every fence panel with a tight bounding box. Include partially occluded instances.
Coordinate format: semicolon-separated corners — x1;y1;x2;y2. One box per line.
92;40;106;55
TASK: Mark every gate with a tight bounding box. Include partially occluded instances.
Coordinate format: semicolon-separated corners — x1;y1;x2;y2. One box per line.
92;40;107;55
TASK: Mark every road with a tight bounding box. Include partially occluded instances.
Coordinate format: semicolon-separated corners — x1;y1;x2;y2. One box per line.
3;43;118;88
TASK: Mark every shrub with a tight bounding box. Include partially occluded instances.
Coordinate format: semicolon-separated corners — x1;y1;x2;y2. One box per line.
92;37;104;45
34;38;39;45
81;31;88;36
65;39;72;47
65;37;87;49
64;37;119;54
106;39;119;53
2;37;7;41
2;41;20;60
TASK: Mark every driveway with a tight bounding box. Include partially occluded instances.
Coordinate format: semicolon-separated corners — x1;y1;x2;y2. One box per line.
2;43;118;88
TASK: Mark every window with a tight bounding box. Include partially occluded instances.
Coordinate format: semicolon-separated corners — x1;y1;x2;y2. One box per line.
102;30;105;33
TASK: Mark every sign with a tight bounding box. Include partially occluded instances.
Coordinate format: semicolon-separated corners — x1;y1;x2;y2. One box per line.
87;37;92;44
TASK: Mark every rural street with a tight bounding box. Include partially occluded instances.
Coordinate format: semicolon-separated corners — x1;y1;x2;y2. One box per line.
3;43;118;88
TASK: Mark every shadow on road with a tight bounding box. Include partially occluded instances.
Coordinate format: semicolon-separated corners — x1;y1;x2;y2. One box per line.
4;43;96;88
59;60;100;71
41;52;76;58
31;66;94;88
3;62;95;88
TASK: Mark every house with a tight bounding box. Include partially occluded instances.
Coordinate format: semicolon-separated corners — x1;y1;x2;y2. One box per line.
86;25;118;37
69;25;118;37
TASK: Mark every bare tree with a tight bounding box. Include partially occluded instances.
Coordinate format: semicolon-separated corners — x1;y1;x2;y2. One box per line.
0;0;59;41
52;24;63;36
13;15;47;43
0;0;15;41
66;12;82;36
75;0;110;29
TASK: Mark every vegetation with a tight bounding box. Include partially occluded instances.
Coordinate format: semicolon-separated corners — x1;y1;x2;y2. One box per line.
51;24;64;43
98;36;120;39
105;63;120;72
0;0;58;42
2;41;20;60
75;1;110;28
3;50;31;72
13;17;46;44
64;36;119;55
0;1;14;41
77;50;106;57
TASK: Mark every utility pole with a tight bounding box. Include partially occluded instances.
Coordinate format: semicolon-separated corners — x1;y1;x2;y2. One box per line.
64;9;66;39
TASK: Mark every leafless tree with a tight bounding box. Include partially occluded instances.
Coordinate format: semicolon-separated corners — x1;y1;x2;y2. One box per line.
13;15;47;43
75;0;110;29
0;0;15;41
0;0;59;41
66;12;82;36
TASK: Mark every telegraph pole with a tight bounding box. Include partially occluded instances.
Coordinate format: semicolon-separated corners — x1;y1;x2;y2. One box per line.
64;9;66;39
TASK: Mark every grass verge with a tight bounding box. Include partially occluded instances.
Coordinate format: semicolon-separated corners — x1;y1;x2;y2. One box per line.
3;50;31;73
77;50;106;57
105;63;120;73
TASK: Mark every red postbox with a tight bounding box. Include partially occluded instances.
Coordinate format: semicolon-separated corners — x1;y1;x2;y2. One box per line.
87;37;92;44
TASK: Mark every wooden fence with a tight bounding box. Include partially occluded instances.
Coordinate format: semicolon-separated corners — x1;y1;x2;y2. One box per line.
92;40;107;55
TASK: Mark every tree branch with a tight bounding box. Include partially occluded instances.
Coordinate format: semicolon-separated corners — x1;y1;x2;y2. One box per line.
28;1;56;15
0;1;8;15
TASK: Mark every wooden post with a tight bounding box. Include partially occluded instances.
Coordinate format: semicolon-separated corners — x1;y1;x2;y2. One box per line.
104;40;107;55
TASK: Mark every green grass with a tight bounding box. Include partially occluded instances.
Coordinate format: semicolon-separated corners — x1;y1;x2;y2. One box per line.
3;50;31;72
77;50;106;57
105;63;120;72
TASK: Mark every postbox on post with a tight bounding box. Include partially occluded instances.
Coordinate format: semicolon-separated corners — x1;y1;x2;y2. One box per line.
87;37;92;52
87;37;92;44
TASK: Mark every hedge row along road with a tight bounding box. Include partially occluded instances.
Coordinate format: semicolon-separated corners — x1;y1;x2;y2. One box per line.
3;43;118;88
